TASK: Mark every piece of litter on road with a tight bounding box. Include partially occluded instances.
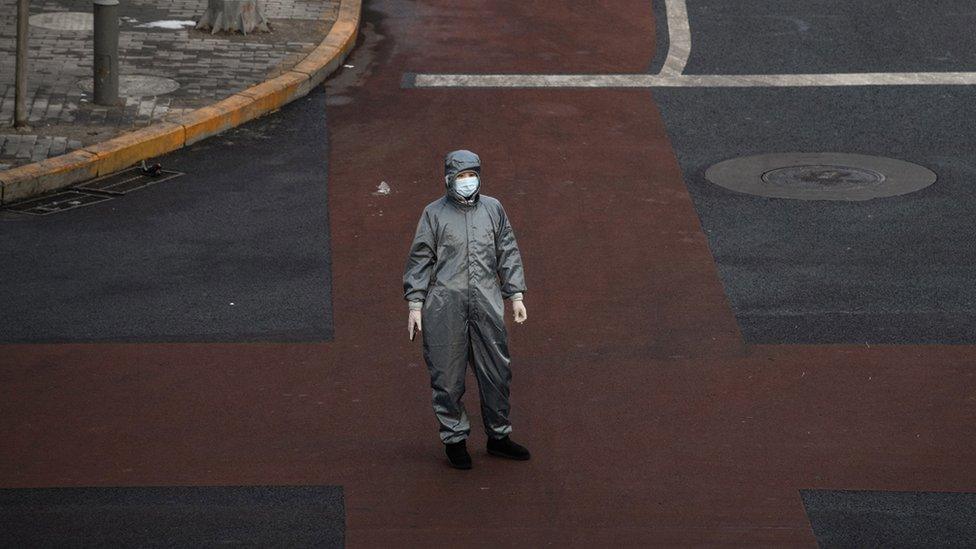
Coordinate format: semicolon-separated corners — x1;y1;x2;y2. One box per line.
344;64;355;68
229;302;235;305
373;181;391;195
136;20;196;29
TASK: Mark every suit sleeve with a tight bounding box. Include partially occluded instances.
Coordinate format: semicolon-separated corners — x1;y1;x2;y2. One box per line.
403;209;437;302
495;202;527;299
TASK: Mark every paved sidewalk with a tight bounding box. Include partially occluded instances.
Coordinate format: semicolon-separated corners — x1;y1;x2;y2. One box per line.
0;0;339;170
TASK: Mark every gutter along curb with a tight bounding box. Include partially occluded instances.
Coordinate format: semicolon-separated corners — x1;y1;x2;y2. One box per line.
0;0;362;205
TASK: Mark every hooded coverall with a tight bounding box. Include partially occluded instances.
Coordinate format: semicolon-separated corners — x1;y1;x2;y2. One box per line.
403;150;527;444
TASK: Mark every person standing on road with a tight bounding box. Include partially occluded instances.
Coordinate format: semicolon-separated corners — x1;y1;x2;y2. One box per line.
403;149;531;470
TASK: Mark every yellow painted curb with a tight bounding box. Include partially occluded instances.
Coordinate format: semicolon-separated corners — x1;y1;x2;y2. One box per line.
0;0;362;206
181;94;256;146
233;70;309;119
84;121;186;176
0;150;99;204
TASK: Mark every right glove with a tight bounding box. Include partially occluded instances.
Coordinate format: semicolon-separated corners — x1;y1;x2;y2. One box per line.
408;309;422;340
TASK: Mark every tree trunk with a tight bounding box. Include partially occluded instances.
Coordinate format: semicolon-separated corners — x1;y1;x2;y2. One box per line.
195;0;270;35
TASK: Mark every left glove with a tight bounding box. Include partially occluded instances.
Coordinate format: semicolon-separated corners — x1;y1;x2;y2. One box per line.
512;300;527;323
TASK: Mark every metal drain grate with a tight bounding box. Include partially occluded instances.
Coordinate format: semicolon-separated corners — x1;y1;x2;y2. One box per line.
4;190;113;215
76;166;183;195
2;166;184;216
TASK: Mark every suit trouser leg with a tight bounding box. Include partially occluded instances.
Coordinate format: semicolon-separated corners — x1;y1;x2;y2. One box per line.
423;336;471;444
468;320;513;440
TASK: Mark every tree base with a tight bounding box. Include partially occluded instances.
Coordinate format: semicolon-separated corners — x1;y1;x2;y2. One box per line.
195;0;271;35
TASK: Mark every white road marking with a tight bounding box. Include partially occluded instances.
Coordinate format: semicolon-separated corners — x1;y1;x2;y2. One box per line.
410;0;976;89
660;0;692;76
412;72;976;88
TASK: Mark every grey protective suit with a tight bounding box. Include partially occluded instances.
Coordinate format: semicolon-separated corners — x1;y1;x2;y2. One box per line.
403;150;527;444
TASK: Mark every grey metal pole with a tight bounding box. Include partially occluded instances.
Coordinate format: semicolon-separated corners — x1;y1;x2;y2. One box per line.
14;0;29;128
93;0;119;106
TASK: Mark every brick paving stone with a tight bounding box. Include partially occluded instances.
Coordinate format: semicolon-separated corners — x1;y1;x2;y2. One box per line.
3;135;20;156
0;0;340;170
31;136;51;161
8;135;38;158
49;136;67;156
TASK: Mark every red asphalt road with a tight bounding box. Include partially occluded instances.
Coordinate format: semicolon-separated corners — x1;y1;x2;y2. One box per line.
3;1;976;546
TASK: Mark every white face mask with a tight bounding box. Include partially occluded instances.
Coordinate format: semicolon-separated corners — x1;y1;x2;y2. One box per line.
454;175;480;198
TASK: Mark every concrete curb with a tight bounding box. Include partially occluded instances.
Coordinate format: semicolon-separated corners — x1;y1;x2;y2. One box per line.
0;0;361;205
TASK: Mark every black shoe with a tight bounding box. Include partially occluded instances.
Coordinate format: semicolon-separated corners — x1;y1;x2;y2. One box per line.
445;440;472;469
486;435;531;460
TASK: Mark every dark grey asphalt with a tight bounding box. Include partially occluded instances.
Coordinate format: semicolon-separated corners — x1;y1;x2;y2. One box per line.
801;489;976;548
682;0;976;75
0;88;334;343
649;2;976;344
0;485;344;547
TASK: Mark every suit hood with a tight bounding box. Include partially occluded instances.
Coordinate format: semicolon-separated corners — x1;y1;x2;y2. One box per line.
444;149;481;205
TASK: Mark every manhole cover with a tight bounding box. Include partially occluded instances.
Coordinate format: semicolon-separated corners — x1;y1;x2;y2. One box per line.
29;12;93;32
762;165;886;187
705;153;936;201
78;75;181;97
